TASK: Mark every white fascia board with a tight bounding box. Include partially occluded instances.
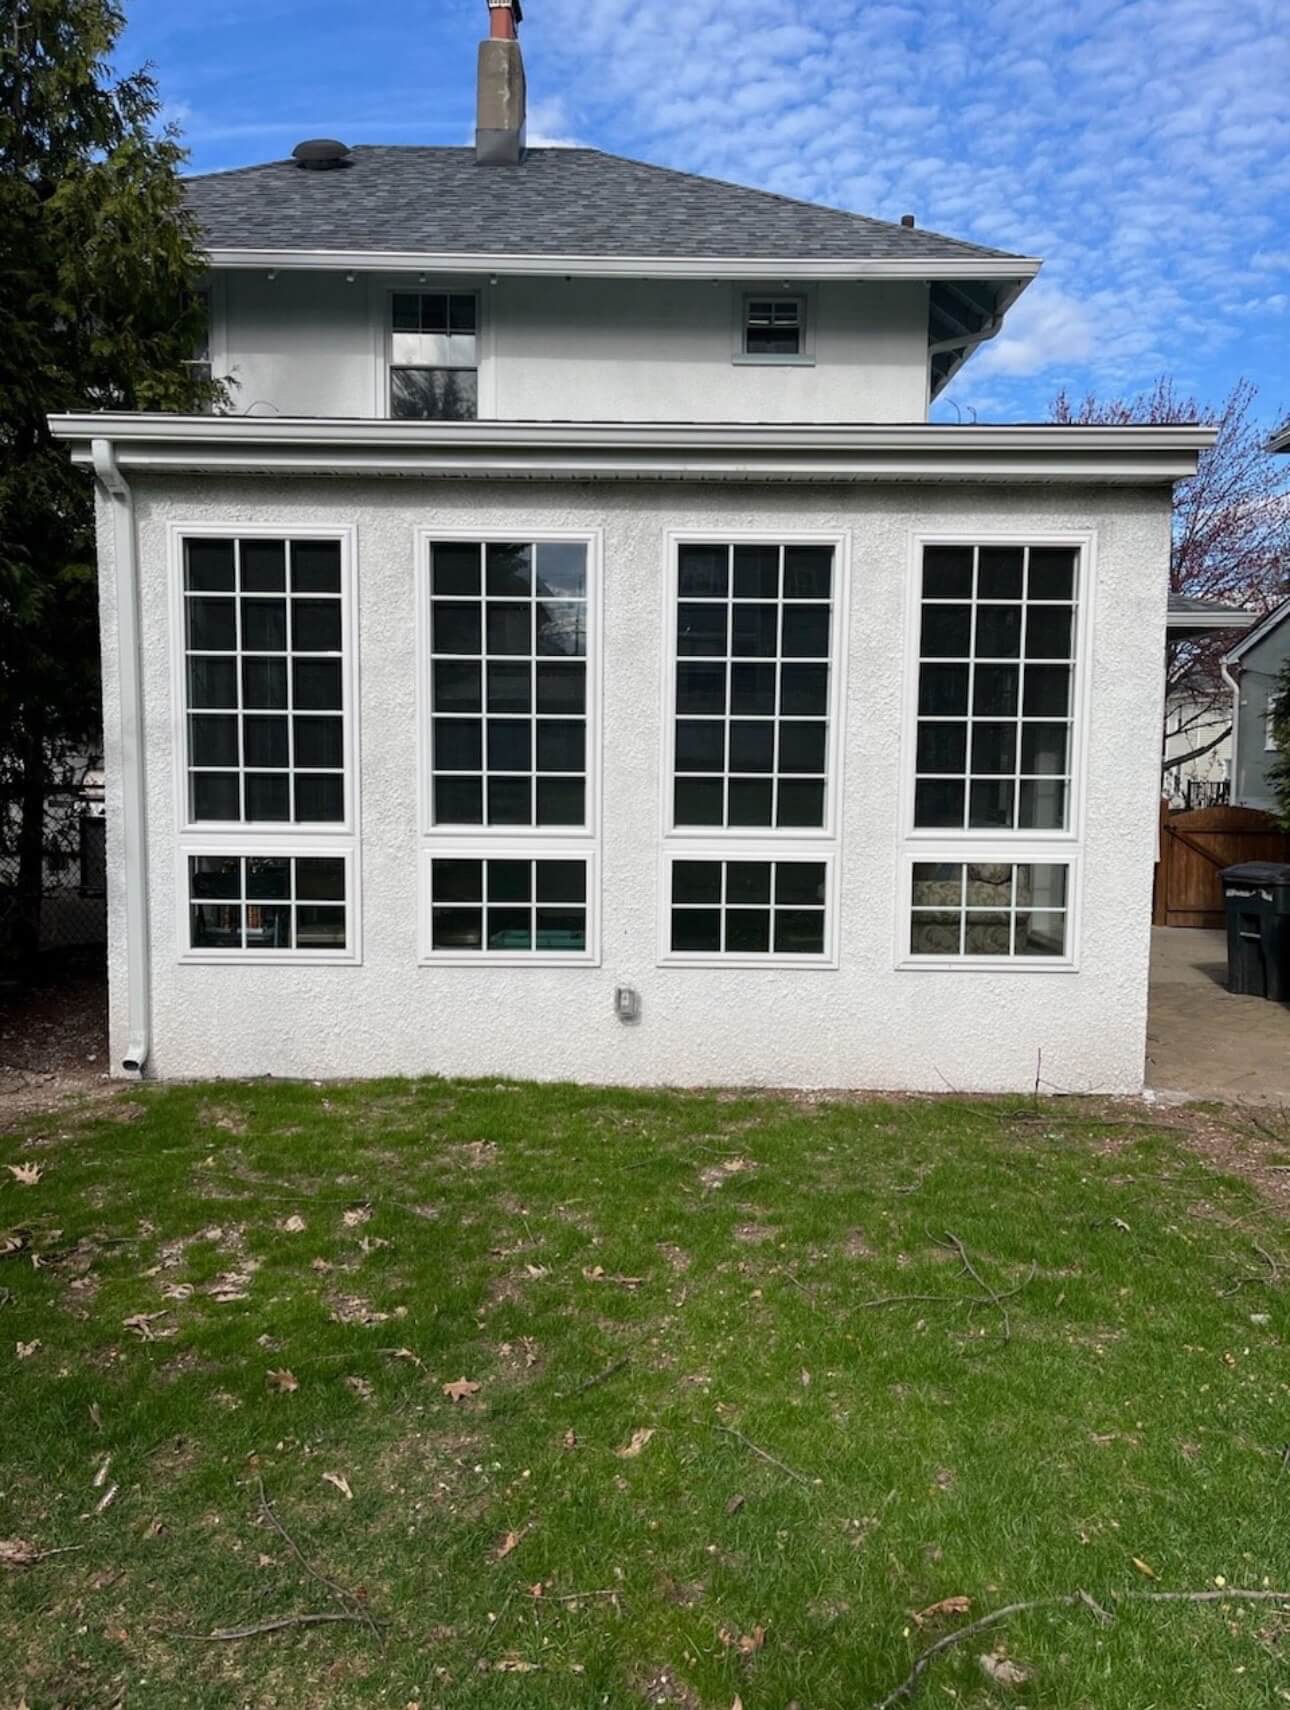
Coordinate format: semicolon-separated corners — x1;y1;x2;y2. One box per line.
1167;609;1256;631
205;246;1043;283
48;415;1217;484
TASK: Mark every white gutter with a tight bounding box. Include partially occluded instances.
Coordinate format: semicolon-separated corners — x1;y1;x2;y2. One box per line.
204;246;1043;283
91;438;150;1077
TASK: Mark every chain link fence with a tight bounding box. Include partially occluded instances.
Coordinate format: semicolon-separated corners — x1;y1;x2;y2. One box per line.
0;778;108;984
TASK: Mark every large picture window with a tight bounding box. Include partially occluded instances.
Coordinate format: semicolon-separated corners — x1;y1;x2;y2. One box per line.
671;541;835;831
913;543;1078;833
428;539;591;830
182;535;348;828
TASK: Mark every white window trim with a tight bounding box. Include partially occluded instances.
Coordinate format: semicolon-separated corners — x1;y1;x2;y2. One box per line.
732;287;817;367
659;529;850;844
415;527;603;843
176;837;361;967
382;285;484;420
894;848;1081;974
898;530;1097;848
417;846;601;968
168;524;360;843
657;846;839;970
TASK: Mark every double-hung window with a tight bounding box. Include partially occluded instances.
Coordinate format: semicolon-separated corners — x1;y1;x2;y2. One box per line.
418;532;599;964
662;536;845;966
739;294;811;362
176;528;359;963
390;292;478;421
901;537;1088;968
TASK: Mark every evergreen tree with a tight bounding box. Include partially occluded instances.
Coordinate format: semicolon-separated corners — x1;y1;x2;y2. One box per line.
0;0;222;970
1269;657;1290;831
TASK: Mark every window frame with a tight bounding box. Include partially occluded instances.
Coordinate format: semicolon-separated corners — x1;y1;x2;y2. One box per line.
895;849;1080;973
415;527;603;842
657;849;839;970
899;531;1096;848
733;289;816;367
659;530;849;843
169;524;359;840
175;837;361;967
417;846;600;968
386;287;481;421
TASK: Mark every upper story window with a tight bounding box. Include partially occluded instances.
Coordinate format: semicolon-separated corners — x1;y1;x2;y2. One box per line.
391;292;478;421
914;543;1079;834
182;533;351;828
743;295;805;358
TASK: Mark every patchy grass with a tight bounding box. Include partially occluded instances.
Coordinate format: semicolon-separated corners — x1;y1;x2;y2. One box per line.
1;1080;1288;1709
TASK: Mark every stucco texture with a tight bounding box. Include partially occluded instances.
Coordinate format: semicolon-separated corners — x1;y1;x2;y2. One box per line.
99;477;1171;1093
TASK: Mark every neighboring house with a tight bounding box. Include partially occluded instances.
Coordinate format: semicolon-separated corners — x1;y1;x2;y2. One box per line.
1162;595;1256;806
50;1;1217;1093
1223;596;1290;813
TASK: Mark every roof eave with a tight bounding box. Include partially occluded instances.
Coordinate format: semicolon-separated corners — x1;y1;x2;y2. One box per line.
48;414;1216;485
203;246;1041;282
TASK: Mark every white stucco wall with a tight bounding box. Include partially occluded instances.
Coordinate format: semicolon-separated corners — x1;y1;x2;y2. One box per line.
215;272;930;423
97;476;1171;1093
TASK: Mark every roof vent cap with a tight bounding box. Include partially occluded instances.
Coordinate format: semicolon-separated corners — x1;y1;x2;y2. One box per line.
292;138;351;170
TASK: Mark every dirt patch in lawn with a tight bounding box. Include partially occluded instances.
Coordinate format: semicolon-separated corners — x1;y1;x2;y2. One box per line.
0;964;111;1125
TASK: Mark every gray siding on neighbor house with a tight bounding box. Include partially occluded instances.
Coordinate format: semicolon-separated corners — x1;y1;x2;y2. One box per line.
1233;615;1289;811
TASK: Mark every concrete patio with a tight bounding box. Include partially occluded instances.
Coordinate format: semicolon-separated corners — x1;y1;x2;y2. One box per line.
1147;926;1290;1105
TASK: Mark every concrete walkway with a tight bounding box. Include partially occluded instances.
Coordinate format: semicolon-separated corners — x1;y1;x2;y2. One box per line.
1147;927;1290;1105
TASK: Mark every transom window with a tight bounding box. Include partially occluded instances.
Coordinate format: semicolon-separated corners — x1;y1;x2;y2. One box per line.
670;859;827;957
391;292;478;421
430;539;590;829
183;536;346;826
672;542;834;830
429;857;589;956
744;296;804;357
914;543;1078;832
188;854;347;954
909;862;1069;960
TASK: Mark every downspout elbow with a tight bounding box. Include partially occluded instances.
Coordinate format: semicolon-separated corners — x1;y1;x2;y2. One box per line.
91;438;150;1079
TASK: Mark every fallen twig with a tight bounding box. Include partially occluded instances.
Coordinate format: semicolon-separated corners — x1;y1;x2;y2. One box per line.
567;1355;630;1397
256;1476;382;1647
168;1612;376;1643
712;1423;814;1488
875;1586;1290;1708
1220;1238;1282;1298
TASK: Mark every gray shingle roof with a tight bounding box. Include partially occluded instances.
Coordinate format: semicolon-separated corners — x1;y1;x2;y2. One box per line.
184;145;1021;263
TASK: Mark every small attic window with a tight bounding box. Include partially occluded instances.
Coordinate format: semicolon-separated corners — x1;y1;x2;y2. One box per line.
744;296;804;357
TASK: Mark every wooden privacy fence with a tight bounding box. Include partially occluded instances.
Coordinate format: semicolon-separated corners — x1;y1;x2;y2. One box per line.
1153;801;1290;929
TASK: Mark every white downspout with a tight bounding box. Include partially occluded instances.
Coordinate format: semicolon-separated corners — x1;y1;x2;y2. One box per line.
1221;655;1241;808
91;438;150;1076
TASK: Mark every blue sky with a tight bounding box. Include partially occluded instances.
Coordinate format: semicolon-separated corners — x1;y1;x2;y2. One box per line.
120;0;1290;424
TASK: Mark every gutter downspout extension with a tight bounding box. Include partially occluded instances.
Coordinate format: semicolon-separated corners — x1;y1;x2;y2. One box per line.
91;438;150;1077
1221;653;1242;805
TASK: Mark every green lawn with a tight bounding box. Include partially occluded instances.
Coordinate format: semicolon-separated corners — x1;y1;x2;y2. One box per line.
2;1080;1288;1709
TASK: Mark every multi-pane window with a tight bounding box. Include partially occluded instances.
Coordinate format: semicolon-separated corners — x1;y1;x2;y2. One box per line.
744;297;804;357
430;540;589;829
670;859;827;957
183;537;346;826
429;857;589;956
188;855;347;953
909;862;1069;960
914;543;1078;833
672;542;834;830
391;292;478;421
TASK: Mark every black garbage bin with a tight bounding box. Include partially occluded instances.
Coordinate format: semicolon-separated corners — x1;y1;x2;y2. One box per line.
1221;863;1290;1001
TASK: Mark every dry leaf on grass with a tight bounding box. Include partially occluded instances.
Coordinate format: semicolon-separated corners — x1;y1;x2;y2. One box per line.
1;1232;27;1257
494;1528;527;1561
382;1346;426;1370
322;1472;353;1501
492;1659;539;1673
344;1376;374;1403
16;1339;40;1360
443;1376;481;1403
562;1429;578;1450
266;1369;299;1394
979;1653;1032;1688
278;1215;307;1234
0;1538;39;1569
581;1265;645;1289
725;1493;746;1516
912;1595;973;1627
342;1206;372;1228
719;1625;766;1655
1132;1556;1158;1579
123;1312;174;1341
6;1163;43;1186
615;1427;655;1459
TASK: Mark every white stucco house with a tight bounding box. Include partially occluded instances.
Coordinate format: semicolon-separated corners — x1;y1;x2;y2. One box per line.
51;1;1216;1093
